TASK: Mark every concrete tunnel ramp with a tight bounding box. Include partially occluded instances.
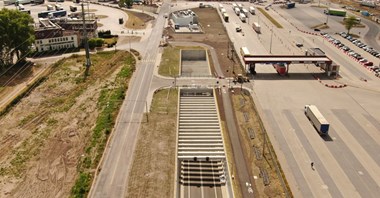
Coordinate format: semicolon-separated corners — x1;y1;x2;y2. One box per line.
180;49;211;77
176;88;232;198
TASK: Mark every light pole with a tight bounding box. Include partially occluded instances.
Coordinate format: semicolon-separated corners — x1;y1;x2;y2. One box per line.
269;26;273;54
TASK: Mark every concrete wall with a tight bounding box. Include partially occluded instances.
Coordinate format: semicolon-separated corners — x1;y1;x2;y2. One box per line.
181;50;207;61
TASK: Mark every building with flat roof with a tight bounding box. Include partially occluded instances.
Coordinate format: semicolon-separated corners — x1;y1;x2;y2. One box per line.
172;10;199;27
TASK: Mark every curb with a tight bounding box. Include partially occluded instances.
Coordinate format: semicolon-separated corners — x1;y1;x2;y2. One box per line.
313;75;347;88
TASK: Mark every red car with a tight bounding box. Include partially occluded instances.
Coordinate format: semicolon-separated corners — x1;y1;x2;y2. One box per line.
364;62;373;66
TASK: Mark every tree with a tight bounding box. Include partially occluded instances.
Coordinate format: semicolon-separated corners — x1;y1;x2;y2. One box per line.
0;8;34;71
119;0;133;8
344;15;358;35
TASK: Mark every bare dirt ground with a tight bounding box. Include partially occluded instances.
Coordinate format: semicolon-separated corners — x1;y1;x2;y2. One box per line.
167;7;244;78
126;88;177;198
230;89;290;198
0;51;134;197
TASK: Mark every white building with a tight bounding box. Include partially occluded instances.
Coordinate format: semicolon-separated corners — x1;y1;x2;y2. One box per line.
172;10;199;27
35;35;78;52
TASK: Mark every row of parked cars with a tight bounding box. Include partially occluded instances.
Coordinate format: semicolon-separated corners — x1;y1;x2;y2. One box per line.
320;32;380;77
339;32;380;58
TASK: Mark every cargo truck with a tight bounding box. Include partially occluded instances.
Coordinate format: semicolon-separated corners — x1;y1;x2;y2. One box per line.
222;12;229;22
232;3;237;10
304;105;330;135
219;4;224;11
239;13;247;23
252;22;261;33
249;6;255;15
286;2;296;9
324;8;346;17
220;8;226;14
273;63;286;76
242;8;249;17
234;7;240;15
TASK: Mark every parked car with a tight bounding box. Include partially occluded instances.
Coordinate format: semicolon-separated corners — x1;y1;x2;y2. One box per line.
358;58;368;63
364;62;373;66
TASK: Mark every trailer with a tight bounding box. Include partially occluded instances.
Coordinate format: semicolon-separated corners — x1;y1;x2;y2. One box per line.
304;105;330;135
239;13;247;23
252;22;261;33
222;12;229;22
324;8;346;17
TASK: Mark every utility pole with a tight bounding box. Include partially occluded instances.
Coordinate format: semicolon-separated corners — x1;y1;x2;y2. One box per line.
82;1;91;77
269;26;273;54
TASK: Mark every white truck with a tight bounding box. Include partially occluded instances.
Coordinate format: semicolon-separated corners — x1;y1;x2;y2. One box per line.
220;8;226;14
234;7;240;15
232;3;238;10
238;3;243;11
304;105;330;135
219;4;224;11
249;6;255;15
239;13;247;23
252;22;261;33
242;8;249;17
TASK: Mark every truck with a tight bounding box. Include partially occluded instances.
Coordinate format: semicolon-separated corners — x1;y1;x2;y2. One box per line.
199;3;205;8
242;8;249;17
252;22;261;33
238;3;243;11
234;7;240;15
304;105;330;135
239;13;247;22
286;2;296;9
324;8;346;17
48;10;67;18
222;12;229;22
232;3;238;10
273;63;286;75
219;4;224;11
249;6;255;15
220;8;226;14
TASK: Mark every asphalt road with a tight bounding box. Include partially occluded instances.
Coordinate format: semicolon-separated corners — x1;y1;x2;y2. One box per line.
89;2;169;198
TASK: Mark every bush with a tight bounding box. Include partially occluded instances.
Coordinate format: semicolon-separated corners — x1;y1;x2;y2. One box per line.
88;38;104;49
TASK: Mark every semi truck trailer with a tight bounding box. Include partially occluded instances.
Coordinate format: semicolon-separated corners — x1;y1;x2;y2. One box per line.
304;105;330;135
324;8;346;17
239;13;246;22
222;12;229;22
252;22;261;33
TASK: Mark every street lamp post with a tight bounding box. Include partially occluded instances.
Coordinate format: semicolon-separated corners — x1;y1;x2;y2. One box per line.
269;26;273;54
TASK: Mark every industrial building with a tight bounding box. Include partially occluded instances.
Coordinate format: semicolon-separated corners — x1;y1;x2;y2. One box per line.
172;10;199;27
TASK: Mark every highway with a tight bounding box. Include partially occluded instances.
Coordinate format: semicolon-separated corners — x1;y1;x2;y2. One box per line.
89;2;169;197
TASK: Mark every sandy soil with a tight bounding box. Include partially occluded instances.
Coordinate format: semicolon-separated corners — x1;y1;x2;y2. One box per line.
0;51;131;197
